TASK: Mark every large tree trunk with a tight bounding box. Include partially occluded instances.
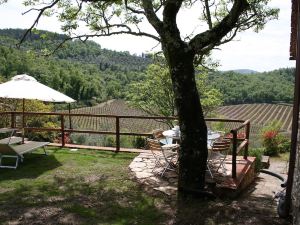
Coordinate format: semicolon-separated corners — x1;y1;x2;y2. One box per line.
163;43;208;194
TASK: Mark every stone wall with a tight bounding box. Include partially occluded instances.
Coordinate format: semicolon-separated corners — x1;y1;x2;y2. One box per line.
293;145;300;224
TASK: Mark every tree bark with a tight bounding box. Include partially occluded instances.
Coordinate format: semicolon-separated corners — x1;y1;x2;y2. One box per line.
163;41;208;193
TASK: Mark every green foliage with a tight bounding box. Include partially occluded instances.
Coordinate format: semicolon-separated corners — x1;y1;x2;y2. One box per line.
248;148;264;172
0;29;295;108
209;120;226;133
209;69;294;105
126;64;174;117
276;134;291;153
70;133;87;145
260;120;290;156
132;136;147;149
19;100;60;142
27;121;59;142
126;64;223;124
0;29;150;104
260;120;281;134
196;70;224;116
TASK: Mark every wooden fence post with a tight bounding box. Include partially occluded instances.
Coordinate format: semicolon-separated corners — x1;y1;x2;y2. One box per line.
116;116;120;152
11;112;15;128
244;121;250;160
231;130;237;179
61;114;65;147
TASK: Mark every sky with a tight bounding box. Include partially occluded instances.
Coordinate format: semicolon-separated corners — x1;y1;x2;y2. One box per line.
0;0;295;72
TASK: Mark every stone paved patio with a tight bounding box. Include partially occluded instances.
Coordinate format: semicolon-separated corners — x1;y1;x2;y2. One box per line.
129;152;288;197
129;152;178;196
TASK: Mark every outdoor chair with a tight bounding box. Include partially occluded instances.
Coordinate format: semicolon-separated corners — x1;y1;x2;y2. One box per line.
0;128;22;145
207;138;231;176
0;136;22;145
161;143;179;176
0;141;49;169
152;129;172;145
152;129;164;139
147;138;179;177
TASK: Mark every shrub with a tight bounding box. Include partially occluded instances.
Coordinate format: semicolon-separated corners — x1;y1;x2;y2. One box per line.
27;121;59;142
262;130;279;156
132;136;146;149
248;148;264;172
277;134;290;153
70;133;87;144
260;120;290;156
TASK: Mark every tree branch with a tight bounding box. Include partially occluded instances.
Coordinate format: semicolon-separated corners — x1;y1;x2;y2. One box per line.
189;0;249;53
204;0;213;29
18;0;60;46
163;0;183;25
124;1;145;15
141;0;164;34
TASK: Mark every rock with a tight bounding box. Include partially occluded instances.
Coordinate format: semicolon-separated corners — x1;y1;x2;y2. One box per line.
136;172;152;179
154;186;177;195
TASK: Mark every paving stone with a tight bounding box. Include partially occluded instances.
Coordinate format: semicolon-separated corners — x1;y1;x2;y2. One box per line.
168;178;178;184
136;172;152;179
133;157;143;162
143;168;154;173
130;167;143;172
154;186;178;196
130;162;146;168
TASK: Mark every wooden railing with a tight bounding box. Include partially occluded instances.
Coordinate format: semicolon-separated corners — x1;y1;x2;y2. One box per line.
0;111;250;178
230;120;250;178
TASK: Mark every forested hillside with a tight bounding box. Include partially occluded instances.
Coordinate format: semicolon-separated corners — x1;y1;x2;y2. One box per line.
208;68;294;105
0;28;295;107
0;29;150;104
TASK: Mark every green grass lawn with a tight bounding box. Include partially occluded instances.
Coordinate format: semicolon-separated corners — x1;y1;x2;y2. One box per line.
0;148;170;225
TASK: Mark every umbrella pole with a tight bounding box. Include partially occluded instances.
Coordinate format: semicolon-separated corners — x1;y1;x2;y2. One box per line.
22;98;25;144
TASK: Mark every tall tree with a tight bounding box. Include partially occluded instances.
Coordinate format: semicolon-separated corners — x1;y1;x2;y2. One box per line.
2;0;278;195
126;63;223;127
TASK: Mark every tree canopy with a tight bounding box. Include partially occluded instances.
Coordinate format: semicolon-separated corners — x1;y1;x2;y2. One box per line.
126;64;223;122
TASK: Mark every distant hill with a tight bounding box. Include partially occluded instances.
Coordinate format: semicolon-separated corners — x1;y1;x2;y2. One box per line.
0;28;295;107
0;28;150;104
208;68;295;105
0;28;152;72
225;69;258;74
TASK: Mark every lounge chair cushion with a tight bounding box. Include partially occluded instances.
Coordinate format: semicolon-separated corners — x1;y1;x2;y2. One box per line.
0;136;22;145
13;141;49;155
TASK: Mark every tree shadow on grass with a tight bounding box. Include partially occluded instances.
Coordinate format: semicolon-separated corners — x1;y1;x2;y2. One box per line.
0;153;62;182
0;174;170;225
173;194;291;225
173;176;292;225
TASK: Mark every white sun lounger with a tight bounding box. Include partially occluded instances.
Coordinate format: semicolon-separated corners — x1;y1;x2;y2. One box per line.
0;141;49;169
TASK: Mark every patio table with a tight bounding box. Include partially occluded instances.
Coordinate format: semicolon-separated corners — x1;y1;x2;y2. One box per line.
161;129;221;148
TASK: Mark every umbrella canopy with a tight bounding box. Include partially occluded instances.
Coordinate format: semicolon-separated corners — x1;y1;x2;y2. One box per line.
0;74;75;103
0;74;75;143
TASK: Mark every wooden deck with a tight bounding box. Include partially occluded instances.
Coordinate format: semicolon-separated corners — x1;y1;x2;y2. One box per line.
208;156;256;198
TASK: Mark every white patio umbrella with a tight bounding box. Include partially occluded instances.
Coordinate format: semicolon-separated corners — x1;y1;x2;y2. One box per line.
0;74;75;141
0;74;75;102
